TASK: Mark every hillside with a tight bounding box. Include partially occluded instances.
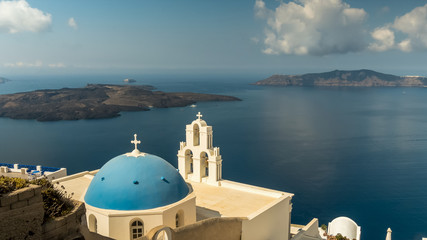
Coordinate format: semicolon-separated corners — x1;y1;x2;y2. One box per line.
254;70;427;87
0;84;240;121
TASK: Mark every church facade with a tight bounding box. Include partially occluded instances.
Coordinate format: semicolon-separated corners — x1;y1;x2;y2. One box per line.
56;112;323;240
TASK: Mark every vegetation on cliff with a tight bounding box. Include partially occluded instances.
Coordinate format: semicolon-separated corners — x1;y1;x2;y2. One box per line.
30;178;74;222
0;176;28;195
0;176;74;222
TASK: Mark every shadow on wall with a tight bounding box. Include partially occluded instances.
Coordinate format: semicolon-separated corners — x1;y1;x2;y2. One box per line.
144;217;244;240
196;206;221;221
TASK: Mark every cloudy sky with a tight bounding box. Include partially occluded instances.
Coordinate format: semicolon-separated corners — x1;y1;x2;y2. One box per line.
0;0;427;76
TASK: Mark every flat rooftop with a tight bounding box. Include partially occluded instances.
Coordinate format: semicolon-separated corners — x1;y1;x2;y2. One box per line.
190;180;292;220
55;171;97;202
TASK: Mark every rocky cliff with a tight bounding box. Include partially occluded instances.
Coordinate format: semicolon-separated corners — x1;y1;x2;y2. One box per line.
254;70;427;87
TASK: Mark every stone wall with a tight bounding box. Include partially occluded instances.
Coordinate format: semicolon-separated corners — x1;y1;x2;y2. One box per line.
0;184;86;240
42;201;86;240
0;184;44;240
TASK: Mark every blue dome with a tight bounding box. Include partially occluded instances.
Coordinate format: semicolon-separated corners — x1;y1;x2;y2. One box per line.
84;153;189;211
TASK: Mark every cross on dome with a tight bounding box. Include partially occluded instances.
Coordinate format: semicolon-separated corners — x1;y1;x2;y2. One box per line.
196;112;203;120
127;133;145;157
131;134;141;151
125;133;145;157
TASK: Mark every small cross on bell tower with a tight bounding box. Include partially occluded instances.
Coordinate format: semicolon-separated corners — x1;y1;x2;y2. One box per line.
196;112;203;120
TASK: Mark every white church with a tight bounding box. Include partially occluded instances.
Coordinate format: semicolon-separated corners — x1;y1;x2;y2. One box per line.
54;113;337;240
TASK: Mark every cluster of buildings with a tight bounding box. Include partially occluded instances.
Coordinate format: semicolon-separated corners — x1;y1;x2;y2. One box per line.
1;113;401;240
0;163;66;180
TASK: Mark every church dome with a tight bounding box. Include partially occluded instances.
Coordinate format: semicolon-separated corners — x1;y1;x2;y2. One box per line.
84;150;189;211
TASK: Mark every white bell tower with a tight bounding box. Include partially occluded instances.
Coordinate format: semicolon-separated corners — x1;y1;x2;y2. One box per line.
177;112;222;186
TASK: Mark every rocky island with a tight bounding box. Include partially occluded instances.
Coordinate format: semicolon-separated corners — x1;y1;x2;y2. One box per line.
254;69;427;87
0;84;240;121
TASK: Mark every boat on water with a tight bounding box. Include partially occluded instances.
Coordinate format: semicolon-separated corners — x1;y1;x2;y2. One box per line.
123;78;136;83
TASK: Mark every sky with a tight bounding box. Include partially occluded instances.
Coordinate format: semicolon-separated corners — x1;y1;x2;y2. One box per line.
0;0;427;77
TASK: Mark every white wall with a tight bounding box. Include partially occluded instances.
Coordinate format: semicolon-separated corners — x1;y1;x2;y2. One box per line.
328;217;361;240
109;214;163;240
86;210;110;237
163;196;196;228
85;193;196;240
242;195;292;240
45;168;67;180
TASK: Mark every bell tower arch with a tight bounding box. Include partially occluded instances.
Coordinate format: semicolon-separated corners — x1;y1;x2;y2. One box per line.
178;112;222;186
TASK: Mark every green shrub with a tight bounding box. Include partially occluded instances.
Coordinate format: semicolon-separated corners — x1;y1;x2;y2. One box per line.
0;176;75;222
335;233;349;240
30;178;74;222
0;176;29;195
321;224;327;231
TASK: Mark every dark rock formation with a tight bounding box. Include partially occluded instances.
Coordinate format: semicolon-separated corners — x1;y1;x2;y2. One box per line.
0;84;240;121
254;69;427;87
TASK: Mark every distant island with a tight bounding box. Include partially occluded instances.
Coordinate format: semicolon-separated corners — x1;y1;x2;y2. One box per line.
0;84;240;121
254;69;427;87
123;78;136;83
0;77;10;84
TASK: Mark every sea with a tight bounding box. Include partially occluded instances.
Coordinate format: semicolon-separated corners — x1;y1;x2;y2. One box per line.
0;74;426;240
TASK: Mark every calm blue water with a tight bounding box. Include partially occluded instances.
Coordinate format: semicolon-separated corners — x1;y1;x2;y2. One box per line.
0;75;426;240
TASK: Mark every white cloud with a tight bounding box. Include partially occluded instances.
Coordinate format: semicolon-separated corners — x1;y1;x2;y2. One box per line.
0;0;51;33
256;1;427;54
250;37;260;44
4;60;43;67
254;0;270;18
256;0;368;56
397;39;412;52
68;17;77;30
379;6;390;14
365;3;427;53
4;61;66;68
48;62;65;68
369;26;395;52
393;4;427;51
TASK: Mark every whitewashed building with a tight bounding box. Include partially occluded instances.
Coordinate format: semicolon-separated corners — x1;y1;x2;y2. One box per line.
0;163;66;180
56;112;323;240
